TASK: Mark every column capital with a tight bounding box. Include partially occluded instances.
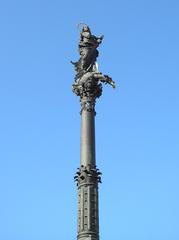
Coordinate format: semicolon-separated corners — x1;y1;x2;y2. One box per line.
72;73;103;113
72;72;115;114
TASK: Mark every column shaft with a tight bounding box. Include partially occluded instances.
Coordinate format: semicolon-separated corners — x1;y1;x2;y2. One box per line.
80;110;96;167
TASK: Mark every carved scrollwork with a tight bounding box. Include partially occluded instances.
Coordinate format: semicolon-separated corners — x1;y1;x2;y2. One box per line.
72;76;102;98
72;75;103;114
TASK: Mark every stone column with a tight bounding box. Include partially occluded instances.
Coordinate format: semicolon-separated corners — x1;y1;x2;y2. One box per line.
74;79;102;240
80;96;96;167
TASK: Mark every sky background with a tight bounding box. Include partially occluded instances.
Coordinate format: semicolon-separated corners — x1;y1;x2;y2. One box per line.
0;0;178;239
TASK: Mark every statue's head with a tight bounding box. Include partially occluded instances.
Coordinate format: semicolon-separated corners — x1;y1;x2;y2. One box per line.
82;25;91;33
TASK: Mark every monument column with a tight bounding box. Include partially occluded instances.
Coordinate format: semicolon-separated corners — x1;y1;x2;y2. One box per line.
72;24;115;240
74;84;102;240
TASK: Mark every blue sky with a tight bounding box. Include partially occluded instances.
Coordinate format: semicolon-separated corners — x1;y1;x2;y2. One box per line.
0;0;178;239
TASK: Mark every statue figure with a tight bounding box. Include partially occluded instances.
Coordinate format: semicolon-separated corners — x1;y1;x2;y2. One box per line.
72;24;116;97
71;25;103;79
78;25;103;71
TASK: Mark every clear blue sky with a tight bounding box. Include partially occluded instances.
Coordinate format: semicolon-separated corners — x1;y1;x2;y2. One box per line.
0;0;178;239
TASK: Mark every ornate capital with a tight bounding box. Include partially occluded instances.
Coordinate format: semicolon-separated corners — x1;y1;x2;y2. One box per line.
72;75;103;114
72;76;102;98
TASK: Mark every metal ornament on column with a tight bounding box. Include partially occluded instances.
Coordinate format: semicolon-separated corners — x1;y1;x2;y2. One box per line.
72;24;115;240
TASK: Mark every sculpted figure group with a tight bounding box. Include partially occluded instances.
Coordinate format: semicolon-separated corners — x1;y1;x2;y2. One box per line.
72;24;115;96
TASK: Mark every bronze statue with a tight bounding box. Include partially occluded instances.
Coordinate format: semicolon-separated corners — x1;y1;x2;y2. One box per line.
78;25;103;72
71;25;104;79
72;24;115;95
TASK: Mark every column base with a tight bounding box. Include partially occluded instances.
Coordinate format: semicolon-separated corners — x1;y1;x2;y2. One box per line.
78;232;99;240
78;237;99;240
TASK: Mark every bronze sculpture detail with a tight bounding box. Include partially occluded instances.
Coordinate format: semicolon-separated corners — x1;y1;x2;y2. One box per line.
72;24;115;97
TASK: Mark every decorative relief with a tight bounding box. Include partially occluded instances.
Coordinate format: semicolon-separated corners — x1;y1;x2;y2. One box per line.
77;184;99;235
76;165;101;234
72;72;115;114
74;165;102;186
